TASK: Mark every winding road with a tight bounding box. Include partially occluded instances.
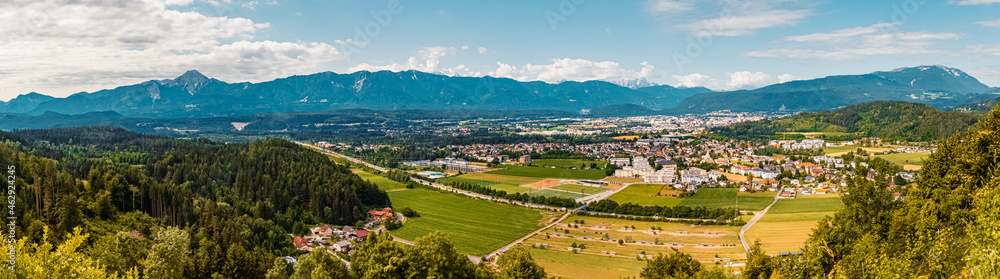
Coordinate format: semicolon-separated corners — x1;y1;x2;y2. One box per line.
739;187;783;255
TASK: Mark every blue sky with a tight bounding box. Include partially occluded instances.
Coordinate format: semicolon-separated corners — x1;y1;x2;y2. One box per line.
2;0;1000;101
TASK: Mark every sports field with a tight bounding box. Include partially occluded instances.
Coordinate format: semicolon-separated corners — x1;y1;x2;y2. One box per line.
489;165;607;180
525;215;745;278
530;159;608;169
437;174;584;199
549;184;610;195
743;195;844;255
352;169;407;190
440;172;545;185
387;188;545;255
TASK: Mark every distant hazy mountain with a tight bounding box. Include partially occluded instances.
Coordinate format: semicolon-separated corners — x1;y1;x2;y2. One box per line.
953;88;1000;112
4;66;994;118
609;78;658;89
0;92;55;114
6;70;704;118
669;65;996;114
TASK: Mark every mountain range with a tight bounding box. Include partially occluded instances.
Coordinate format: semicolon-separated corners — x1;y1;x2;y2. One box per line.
669;65;997;113
0;65;996;119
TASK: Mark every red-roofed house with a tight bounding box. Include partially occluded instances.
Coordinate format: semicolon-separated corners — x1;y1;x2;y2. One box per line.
367;207;393;221
293;236;309;251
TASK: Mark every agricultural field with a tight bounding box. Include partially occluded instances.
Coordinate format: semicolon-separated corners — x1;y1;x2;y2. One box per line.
489;165;607;180
529;159;608;169
823;146;893;156
525;215;745;278
387;188;546;255
736;191;778;211
548;184;610;195
743;195;844;255
607;184;683;207
608;186;752;209
677;188;739;209
352;169;407;190
874;152;928;171
612;135;641;140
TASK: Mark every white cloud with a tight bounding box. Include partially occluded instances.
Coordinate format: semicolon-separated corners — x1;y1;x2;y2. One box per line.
478;47;488;54
778;74;802;83
966;44;1000;55
0;0;343;100
606;27;613;34
672;71;780;90
645;0;694;14
678;9;812;37
977;19;1000;27
785;23;896;42
348;47;476;76
727;71;772;89
951;0;1000;5
648;0;813;37
746;23;959;60
489;59;655;84
672;73;713;88
351;51;656;84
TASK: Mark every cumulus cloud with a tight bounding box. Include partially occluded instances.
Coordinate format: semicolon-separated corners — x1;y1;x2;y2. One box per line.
0;0;343;100
350;49;656;84
746;23;959;60
727;72;772;89
672;71;785;90
348;46;474;75
489;59;655;84
778;74;802;83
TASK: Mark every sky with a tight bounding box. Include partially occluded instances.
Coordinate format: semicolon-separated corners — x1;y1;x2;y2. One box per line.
2;0;1000;101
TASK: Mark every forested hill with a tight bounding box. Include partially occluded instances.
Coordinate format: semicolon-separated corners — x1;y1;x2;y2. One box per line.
0;126;389;278
711;101;980;141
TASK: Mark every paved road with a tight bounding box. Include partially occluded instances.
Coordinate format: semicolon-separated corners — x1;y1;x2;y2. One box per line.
739;187;783;255
485;210;573;260
297;142;388;172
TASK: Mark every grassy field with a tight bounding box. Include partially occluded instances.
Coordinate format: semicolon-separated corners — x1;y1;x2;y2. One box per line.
607;184;683;207
743;196;844;255
549;184;610;195
823;146;893;156
767;195;844;214
489;165;607;180
440;172;545;185
387;188;545;255
530;159;608;169
736;191;777;211
525;215;745;278
874;152;928;167
352;169;407;190
677;188;739;209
